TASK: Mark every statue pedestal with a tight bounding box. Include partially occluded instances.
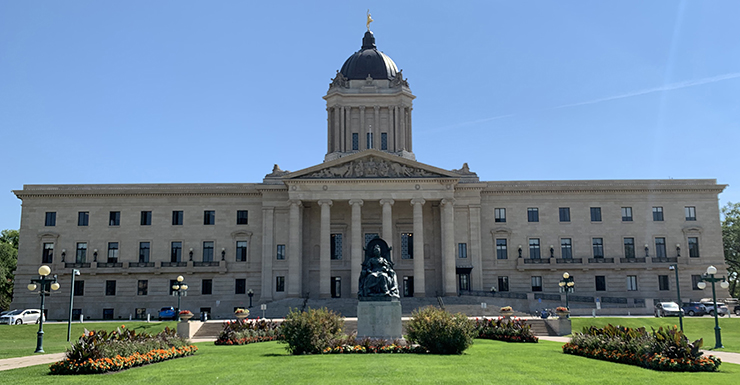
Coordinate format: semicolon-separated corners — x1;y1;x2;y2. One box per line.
357;300;402;340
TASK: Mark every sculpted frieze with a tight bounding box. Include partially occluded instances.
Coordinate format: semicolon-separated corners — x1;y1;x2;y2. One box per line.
300;156;443;179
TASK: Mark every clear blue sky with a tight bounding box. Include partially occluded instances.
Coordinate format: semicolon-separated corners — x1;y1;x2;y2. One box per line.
1;1;739;231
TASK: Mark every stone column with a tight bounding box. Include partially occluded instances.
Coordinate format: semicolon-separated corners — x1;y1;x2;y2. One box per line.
318;200;333;298
358;106;365;151
380;199;395;250
441;198;457;296
340;107;347;152
407;107;413;152
349;199;364;296
288;200;302;297
411;198;426;297
261;207;275;301
326;107;331;153
469;204;483;290
333;106;341;152
373;105;380;149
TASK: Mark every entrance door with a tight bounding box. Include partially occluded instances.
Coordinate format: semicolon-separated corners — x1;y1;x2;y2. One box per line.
331;276;341;298
458;273;470;292
403;276;414;297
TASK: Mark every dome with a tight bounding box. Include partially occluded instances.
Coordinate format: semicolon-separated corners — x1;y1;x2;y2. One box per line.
339;31;398;80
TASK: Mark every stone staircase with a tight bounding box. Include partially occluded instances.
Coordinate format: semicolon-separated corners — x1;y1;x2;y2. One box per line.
192;320;227;339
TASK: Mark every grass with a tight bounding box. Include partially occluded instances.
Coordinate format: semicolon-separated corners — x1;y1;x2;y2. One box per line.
571;317;740;353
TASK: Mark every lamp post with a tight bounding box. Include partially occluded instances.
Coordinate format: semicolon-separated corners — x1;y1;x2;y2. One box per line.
247;289;254;308
67;269;81;342
27;265;60;353
697;265;730;349
558;272;575;309
171;275;188;321
669;264;683;332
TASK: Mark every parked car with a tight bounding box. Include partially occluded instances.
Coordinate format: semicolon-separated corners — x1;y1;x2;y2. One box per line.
654;302;684;317
158;306;176;321
681;302;707;316
701;302;729;317
734;304;740;316
0;309;17;317
0;309;42;325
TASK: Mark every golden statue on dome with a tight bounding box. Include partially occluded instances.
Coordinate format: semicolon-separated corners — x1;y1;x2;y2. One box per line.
366;10;373;31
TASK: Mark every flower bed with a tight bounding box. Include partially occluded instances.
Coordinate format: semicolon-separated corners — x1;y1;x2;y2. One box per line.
475;317;539;343
323;343;426;354
562;324;721;372
50;345;197;374
215;318;282;346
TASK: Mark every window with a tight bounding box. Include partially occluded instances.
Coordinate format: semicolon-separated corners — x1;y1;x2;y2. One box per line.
658;275;670;291
560;238;572;258
627;275;638;291
529;238;541;259
103;309;114;320
172;210;183;225
531;276;542;292
135;308;147;319
685;206;696;221
494;208;506;223
458;273;470;291
169;280;178;295
590;207;602;222
73;280;84;296
458;243;467;259
621;207;633;221
140;211;151;226
109;211;120;226
401;233;413;259
688;237;699;258
236;241;248;261
624;238;635;258
107;242;119;262
592;238;604;258
78;211;89;226
276;244;286;260
496;239;508;259
275;276;285;292
203;241;214;262
137;280;148;295
75;242;87;263
595;276;606;291
236;210;248;225
497;276;509;292
331;234;343;260
105;280;116;296
45;212;56;226
691;275;702;290
527;208;539;222
202;279;212;295
352;133;359;150
171;241;182;262
559;207;570;222
381;132;388;150
655;237;666;258
139;242;150;263
204;210;215;225
42;243;54;263
235;279;246;294
652;207;664;221
365;233;379;246
366;132;373;149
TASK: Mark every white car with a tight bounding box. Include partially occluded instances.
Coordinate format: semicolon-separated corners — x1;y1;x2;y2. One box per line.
0;309;43;325
701;302;729;317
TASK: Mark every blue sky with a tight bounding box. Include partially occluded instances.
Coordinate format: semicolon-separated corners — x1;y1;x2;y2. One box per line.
1;1;739;231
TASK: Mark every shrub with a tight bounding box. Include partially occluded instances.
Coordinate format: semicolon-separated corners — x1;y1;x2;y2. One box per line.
475;317;538;343
215;318;282;345
406;306;476;354
279;307;344;355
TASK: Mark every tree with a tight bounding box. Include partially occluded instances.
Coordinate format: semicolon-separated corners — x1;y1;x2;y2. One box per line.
0;229;18;249
0;229;18;310
722;202;740;298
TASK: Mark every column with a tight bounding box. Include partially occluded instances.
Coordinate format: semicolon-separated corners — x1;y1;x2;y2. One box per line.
349;199;364;296
411;198;426;297
261;207;275;301
469;204;483;290
407;107;413;152
318;200;333;298
333;106;341;152
358;106;365;151
380;199;394;249
326;107;331;153
441;198;456;296
288;200;302;297
373;105;380;148
340;107;346;152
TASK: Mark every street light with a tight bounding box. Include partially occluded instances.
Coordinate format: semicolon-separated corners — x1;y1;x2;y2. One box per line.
697;265;730;349
669;264;683;332
67;269;81;342
27;265;60;353
558;272;575;309
247;289;254;308
171;275;188;321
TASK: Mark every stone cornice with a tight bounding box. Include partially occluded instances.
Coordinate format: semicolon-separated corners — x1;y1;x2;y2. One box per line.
14;183;264;199
481;179;726;195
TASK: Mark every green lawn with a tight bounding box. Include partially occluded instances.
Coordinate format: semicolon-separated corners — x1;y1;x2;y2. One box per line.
571;317;740;353
0;321;177;359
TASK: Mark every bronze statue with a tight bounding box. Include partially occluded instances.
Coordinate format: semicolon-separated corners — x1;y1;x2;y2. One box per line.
358;238;400;300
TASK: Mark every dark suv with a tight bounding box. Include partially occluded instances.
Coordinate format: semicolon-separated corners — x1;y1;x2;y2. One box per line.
682;302;707;316
734;304;740;316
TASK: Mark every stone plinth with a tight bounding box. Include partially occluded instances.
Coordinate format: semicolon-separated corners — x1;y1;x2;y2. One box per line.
544;318;571;336
176;320;203;339
357;300;402;339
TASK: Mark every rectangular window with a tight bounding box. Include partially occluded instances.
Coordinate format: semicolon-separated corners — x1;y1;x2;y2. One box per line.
109;211;120;226
685;206;696;221
688;237;699;258
275;276;285;292
559;207;571;222
655;237;666;258
45;212;56;226
401;233;413;259
172;210;183;225
494;208;506;223
236;210;248;225
203;241;214;262
590;207;602;222
658;275;670;291
140;211;152;226
458;243;467;259
236;241;248;261
105;280;116;296
527;208;539;222
366;132;373;149
691;275;702;290
652;207;664;221
365;233;379;246
627;275;638;291
496;239;508;259
352;133;359;150
276;244;285;260
592;238;604;258
235;279;246;294
621;207;633;221
171;241;182;262
381;132;388;150
531;276;543;292
76;242;87;263
204;210;215;225
73;280;84;296
42;243;54;263
202;279;213;295
169;280;177;295
497;276;509;292
78;211;89;226
529;238;541;259
595;276;606;291
624;238;635;258
139;242;150;263
331;234;343;260
137;280;148;295
103;309;114;320
560;238;572;258
107;242;119;262
135;308;147;319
